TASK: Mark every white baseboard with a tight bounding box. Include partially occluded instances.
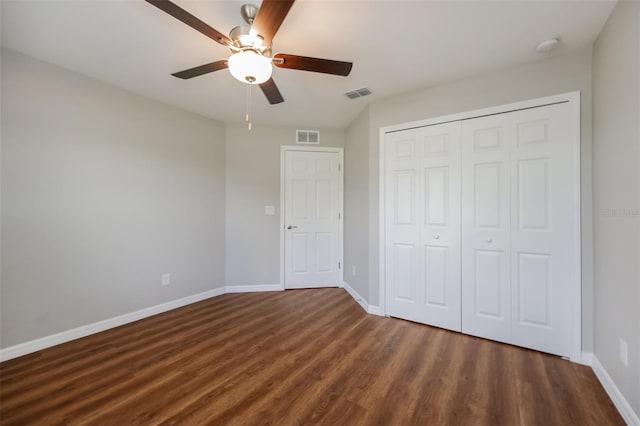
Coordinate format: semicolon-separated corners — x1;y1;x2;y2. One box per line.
577;351;593;366
368;305;384;316
341;281;369;313
341;281;385;317
0;286;225;363
225;284;284;293
592;355;640;425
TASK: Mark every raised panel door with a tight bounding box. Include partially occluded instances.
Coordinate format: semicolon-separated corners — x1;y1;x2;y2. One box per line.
461;115;512;343
285;150;341;288
509;103;575;356
385;122;461;331
461;102;577;357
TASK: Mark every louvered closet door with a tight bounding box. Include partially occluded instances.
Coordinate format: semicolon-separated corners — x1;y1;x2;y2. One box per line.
461;102;576;356
385;122;461;332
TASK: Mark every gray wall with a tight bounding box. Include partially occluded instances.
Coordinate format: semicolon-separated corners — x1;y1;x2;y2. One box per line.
225;123;345;286
345;48;596;351
592;0;640;415
344;106;370;299
1;49;226;348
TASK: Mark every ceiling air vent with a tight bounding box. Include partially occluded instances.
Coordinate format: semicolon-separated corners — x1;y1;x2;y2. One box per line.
345;87;372;99
296;130;320;144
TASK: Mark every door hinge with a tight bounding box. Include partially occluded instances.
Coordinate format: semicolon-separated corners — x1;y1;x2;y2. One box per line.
338;163;342;172
338;262;341;269
338;212;341;220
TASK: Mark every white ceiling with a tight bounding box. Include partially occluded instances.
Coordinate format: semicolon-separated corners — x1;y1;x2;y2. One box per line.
1;0;615;128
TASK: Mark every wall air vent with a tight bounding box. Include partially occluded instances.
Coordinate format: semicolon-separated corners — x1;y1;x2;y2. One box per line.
345;87;372;99
296;130;320;144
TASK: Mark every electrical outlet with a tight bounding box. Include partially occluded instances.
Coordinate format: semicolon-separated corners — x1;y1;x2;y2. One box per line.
352;265;356;276
162;273;171;286
620;338;629;367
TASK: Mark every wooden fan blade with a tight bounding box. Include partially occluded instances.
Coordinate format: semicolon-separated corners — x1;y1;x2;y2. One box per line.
259;78;284;104
146;0;232;46
273;53;352;76
172;60;228;79
251;0;295;46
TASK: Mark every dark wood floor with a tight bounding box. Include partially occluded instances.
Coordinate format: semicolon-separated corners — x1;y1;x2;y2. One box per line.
0;288;623;425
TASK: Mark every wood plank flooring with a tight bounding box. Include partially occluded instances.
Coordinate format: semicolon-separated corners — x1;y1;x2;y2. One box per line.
0;288;624;425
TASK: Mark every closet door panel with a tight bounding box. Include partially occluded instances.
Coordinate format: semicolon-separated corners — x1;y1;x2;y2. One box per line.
419;123;461;330
385;122;461;332
385;131;421;313
509;103;575;356
461;116;512;343
462;102;576;357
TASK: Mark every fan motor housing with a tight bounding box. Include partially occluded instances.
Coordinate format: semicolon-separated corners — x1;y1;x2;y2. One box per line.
240;4;258;25
229;25;270;55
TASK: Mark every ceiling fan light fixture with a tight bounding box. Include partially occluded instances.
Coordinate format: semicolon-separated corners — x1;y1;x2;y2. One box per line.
228;50;272;84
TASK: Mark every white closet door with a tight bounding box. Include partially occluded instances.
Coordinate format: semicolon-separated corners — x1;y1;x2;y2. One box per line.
461;102;576;357
385;122;461;332
508;103;575;356
461;115;512;343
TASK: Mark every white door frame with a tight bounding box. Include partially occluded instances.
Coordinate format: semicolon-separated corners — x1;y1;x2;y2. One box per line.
378;91;582;361
280;146;344;289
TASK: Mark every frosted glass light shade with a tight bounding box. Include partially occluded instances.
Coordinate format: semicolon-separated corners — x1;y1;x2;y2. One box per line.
228;51;272;84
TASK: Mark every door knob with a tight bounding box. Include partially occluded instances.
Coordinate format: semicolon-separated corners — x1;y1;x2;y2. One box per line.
287;225;298;230
434;234;440;240
486;238;493;243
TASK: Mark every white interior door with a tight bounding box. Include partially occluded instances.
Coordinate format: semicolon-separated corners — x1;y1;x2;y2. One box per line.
385;122;462;332
284;149;342;289
461;102;577;357
508;103;576;356
461;114;512;343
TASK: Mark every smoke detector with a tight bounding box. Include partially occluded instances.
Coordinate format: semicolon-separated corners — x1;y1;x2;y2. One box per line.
536;38;560;53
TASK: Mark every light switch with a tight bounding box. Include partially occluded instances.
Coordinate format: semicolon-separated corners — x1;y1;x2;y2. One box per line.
265;205;276;215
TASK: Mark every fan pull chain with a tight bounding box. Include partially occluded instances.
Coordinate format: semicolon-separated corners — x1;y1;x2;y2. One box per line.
245;84;252;131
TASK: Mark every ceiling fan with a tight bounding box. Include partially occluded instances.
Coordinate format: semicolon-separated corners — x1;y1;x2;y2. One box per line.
145;0;353;105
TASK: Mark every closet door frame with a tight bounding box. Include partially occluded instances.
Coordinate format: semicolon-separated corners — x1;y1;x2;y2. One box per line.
379;91;582;362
